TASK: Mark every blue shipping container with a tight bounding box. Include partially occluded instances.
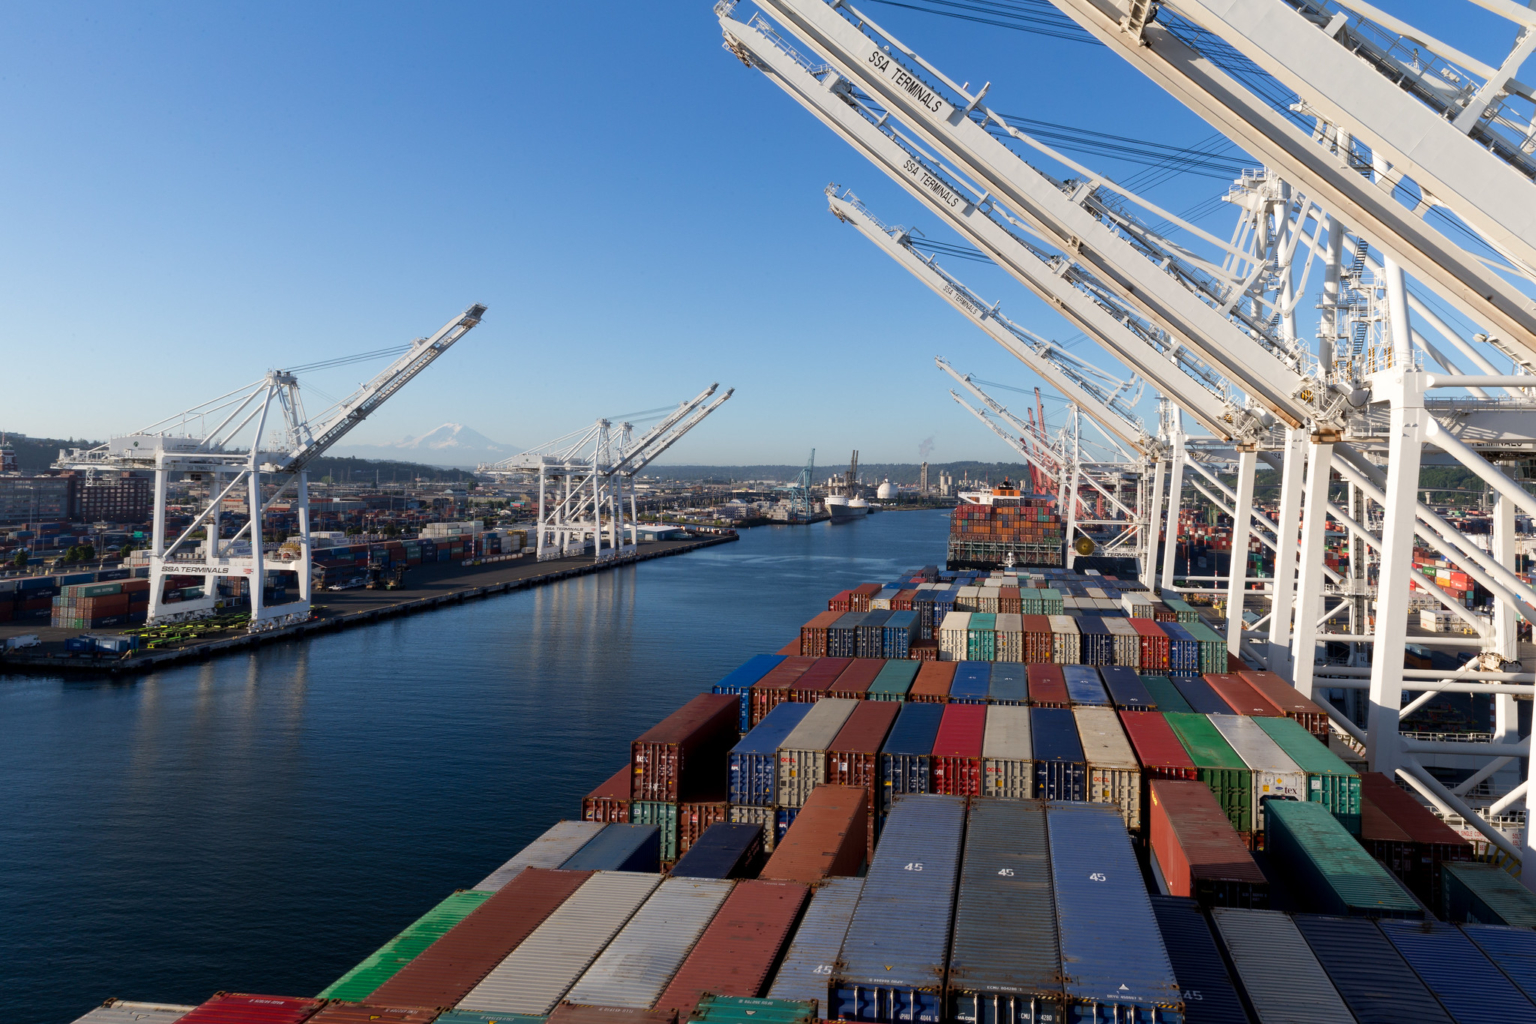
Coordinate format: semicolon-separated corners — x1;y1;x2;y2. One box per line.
1168;674;1230;716
1077;616;1113;666
768;877;865;1009
1031;708;1087;802
670;823;763;880
713;654;787;731
831;795;967;1023
1162;623;1199;674
950;661;992;704
989;662;1031;705
1063;665;1109;706
1461;923;1536;1005
730;702;814;807
1048;801;1184;1024
829;612;867;658
1292;914;1454;1024
1378;919;1536;1021
1100;666;1155;711
1148;897;1248;1024
879;702;944;812
558;822;661;872
858;610;894;659
883;609;919;659
775;806;800;844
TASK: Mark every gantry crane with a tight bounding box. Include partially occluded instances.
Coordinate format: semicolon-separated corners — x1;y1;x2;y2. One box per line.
55;304;486;632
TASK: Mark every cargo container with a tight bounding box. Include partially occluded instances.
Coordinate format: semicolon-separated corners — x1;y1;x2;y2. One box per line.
939;662;983;706
1046;801;1184;1024
730;703;814;808
1167;675;1229;716
1209;908;1356;1024
965;612;997;661
1119;712;1200;792
319;889;495;1000
655;880;809;1019
1292;914;1456;1024
939;611;972;660
948;800;1062;1024
1030;707;1087;801
564;877;735;1009
689;995;814;1024
630;802;680;863
1161;622;1199;674
1378;919;1536;1020
1236;670;1329;739
856;611;893;659
879;702;944;813
829;658;884;700
1147;780;1267;909
1077;615;1113;666
1048;614;1080;664
729;805;778;853
760;785;868;882
1181;621;1228;676
1027;663;1069;708
750;658;817;725
475;821;606;891
1022;614;1054;663
1140;676;1194;714
788;657;852;703
830;795;967;1023
679;799;728;856
827;613;866;659
68;1000;194;1024
545;1006;672;1024
1461;923;1536;1005
1358;773;1471;903
458;870;662;1014
866;659;919;701
982;704;1033;799
1163;713;1253;834
712;657;785;731
1206;713;1305;834
930;703;986;797
1263;801;1420;918
777;698;859;808
986;662;1029;705
173;995;322;1024
1254;717;1361;834
633;694;739;803
826;700;900;855
1073;706;1142;828
1147;897;1249;1024
765;877;864;1011
670;823;763;879
368;868;591;1009
799;612;843;657
582;768;633;825
909;661;956;703
1440;861;1536;926
1104;617;1141;668
1160;598;1201;625
1063;664;1109;706
995;611;1024;662
559;824;661;873
1100;665;1154;711
1200;675;1275;717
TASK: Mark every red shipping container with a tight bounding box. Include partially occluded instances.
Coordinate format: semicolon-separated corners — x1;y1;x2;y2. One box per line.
582;765;632;824
1027;664;1069;708
1359;771;1472;907
1149;779;1269;908
176;994;323;1024
369;868;590;1008
931;704;986;796
909;661;956;703
892;589;918;611
631;693;740;804
850;583;881;612
789;657;852;703
826;700;900;857
760;784;868;882
775;640;800;657
750;657;816;725
828;590;854;612
1021;614;1053;663
655;880;810;1019
1202;674;1278;716
1130;619;1170;672
799;610;843;657
998;586;1022;615
680;800;730;854
1236;670;1330;739
828;658;884;699
908;641;939;661
1118;711;1199;783
306;1005;437;1024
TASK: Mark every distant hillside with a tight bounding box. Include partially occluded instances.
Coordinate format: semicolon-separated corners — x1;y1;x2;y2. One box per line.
643;461;1038;486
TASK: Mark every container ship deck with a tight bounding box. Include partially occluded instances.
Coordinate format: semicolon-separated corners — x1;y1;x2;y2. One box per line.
69;561;1536;1024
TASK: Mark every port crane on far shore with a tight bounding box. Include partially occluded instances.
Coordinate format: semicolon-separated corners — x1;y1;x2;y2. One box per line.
55;304;487;633
479;384;733;562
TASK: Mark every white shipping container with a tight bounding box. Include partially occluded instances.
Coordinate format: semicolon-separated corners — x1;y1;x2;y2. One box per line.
954;585;983;611
1419;609;1455;631
1073;707;1142;828
767;877;865;1008
1086;587;1108;599
1049;615;1081;665
778;698;860;807
983;577;1006;588
1207;714;1306;834
1103;617;1141;668
995;612;1024;662
975;589;1000;614
69;1001;194;1024
1123;593;1157;617
982;705;1033;799
457;870;661;1014
565;877;734;1008
473;819;606;891
939;611;972;661
1210;909;1355;1024
870;587;899;611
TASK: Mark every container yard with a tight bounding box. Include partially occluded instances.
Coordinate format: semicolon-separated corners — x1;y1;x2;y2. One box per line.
66;552;1536;1024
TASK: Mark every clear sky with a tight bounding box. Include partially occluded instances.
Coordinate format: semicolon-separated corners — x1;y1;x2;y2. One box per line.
0;1;1519;465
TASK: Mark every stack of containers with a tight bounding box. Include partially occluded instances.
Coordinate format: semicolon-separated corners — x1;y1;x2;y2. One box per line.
655;880;810;1020
965;612;997;660
319;890;496;1000
1077;615;1113;666
1210;908;1358;1024
1169;674;1233;715
1207;714;1305;838
881;610;919;658
760;784;869;882
1357;771;1471;906
998;584;1021;614
1073;706;1142;827
670;823;764;880
1047;802;1184;1024
631;694;740;865
1149;897;1252;1024
909;661;955;704
948;661;991;704
1119;711;1201;803
1123;592;1159;618
1203;673;1277;716
729;703;813;851
995;612;1024;661
473;820;605;891
987;663;1030;706
1439;861;1536;926
1062;665;1109;706
749;658;815;726
981;705;1033;798
1164;712;1254;837
825;701;900;857
1148;780;1268;908
712;655;786;731
788;658;850;703
850;583;880;610
1021;614;1053;663
1031;707;1087;801
954;585;981;611
946;800;1062;1024
1133;619;1172;672
1160;597;1202;624
826;614;863;658
1256;717;1362;833
798;613;842;657
930;704;986;796
828;659;883;700
776;699;860;837
1161;623;1199;674
938;611;971;661
1100;665;1155;711
1264;800;1421;918
877;703;944;826
766;877;865;1010
829;795;967;1022
855;611;891;659
1105;618;1141;668
1186;621;1229;675
870;587;899;610
865;660;919;701
1039;588;1064;614
1026;664;1069;708
1292;914;1458;1024
1048;614;1080;663
1238;669;1330;739
582;767;634;824
974;585;999;614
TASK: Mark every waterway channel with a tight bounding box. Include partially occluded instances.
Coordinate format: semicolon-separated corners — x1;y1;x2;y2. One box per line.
0;510;950;1024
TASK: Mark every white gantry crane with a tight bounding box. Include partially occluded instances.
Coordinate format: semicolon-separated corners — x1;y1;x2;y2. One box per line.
54;304;486;633
479;384;733;562
719;0;1536;876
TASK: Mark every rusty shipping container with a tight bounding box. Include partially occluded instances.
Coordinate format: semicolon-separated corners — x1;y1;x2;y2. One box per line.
760;784;868;882
632;693;740;803
1237;669;1330;739
750;657;817;726
582;767;633;824
1148;779;1268;908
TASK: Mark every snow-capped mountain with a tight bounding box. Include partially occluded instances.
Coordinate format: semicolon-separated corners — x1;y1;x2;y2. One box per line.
331;424;518;467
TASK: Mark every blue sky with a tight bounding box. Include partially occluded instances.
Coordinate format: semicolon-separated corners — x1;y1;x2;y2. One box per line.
0;1;1520;465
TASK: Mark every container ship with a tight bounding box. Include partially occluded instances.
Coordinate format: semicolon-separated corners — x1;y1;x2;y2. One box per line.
71;564;1536;1024
947;481;1065;570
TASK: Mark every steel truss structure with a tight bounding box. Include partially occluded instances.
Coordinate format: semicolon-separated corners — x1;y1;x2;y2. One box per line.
719;0;1535;877
55;305;486;633
479;384;733;562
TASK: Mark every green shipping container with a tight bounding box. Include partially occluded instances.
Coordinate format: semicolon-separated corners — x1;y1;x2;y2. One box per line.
1164;711;1253;833
318;889;495;1000
1162;598;1201;624
630;800;679;863
1140;676;1193;714
967;613;997;661
78;582;124;598
1183;621;1229;675
1264;800;1421;918
867;660;920;701
1440;861;1536;926
1254;716;1361;833
435;1013;547;1024
692;995;815;1024
1039;588;1065;615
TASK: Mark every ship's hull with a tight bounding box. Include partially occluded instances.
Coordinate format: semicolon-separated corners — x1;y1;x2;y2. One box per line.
825;497;868;522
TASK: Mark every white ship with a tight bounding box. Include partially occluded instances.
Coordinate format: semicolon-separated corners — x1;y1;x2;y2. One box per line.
825;494;869;521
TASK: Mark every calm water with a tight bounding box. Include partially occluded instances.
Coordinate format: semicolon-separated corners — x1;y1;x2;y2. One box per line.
0;511;949;1024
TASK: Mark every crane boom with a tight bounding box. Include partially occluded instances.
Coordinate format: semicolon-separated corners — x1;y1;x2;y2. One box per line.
620;388;735;474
